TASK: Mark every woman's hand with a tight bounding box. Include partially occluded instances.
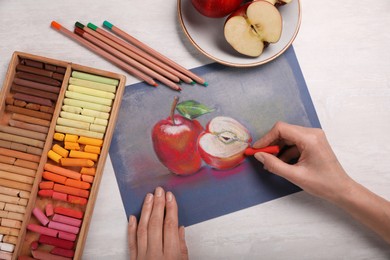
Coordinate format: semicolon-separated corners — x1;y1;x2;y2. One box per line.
128;187;188;260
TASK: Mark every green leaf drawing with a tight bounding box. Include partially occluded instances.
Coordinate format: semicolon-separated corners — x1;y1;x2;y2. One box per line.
176;100;214;120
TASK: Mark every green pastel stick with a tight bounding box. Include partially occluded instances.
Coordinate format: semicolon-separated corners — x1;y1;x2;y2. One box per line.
69;77;116;93
72;71;119;86
63;98;111;113
68;85;115;99
65;91;113;106
60;111;95;123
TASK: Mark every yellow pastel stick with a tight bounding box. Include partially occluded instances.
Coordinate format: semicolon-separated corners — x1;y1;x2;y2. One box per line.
55;125;104;140
77;136;103;147
53;133;65;141
68;85;116;99
71;71;119;86
57;117;90;130
62;105;83;114
64;98;111;113
52;144;69;158
81;108;110;120
68;77;117;93
93;118;108;126
48;150;62;163
60;111;94;123
65;91;113;106
89;124;106;134
64;134;79;143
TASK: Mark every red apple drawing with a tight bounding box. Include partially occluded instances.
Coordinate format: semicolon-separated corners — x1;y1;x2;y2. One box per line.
224;0;283;57
152;97;212;175
191;0;245;18
198;116;252;170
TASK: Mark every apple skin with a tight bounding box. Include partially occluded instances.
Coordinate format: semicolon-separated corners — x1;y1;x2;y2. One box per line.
198;116;252;170
152;114;204;175
191;0;245;18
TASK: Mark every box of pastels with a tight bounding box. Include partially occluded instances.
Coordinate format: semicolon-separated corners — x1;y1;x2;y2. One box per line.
0;51;126;260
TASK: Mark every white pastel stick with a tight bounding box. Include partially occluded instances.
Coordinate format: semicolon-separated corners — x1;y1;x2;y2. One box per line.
68;85;115;99
0;242;15;252
93;118;108;126
65;91;113;106
89;124;106;134
55;125;104;139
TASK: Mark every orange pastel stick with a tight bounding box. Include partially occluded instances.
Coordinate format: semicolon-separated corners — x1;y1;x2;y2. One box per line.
69;150;98;162
53;184;89;198
38;189;54;198
39;181;55;190
67;195;88;205
77;136;103;147
84;145;101;154
52;191;68;202
42;171;67;185
81;174;94;183
64;142;80;150
44;163;81;180
80;167;96;176
65;179;91;190
60;158;94;167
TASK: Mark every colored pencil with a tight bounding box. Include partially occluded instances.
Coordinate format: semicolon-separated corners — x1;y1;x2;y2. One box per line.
74;26;181;91
87;22;194;85
50;21;158;87
103;20;208;86
77;23;180;83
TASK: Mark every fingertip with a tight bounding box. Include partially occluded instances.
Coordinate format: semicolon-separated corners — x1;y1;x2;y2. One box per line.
166;191;174;202
129;215;136;227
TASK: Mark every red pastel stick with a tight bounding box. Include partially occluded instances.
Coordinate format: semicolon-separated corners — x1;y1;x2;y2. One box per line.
38;234;75;249
244;146;280;156
54;206;84;219
31;249;72;260
51;247;75;258
58;231;77;242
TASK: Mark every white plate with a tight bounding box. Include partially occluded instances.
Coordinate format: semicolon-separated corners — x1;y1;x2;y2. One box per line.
177;0;301;67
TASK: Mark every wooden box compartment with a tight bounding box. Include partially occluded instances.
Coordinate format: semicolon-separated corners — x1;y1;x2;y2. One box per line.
0;51;126;260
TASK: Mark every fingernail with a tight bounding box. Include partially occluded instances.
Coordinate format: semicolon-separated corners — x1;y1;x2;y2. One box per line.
129;215;136;226
166;191;173;202
155;187;163;197
146;193;153;202
254;153;264;163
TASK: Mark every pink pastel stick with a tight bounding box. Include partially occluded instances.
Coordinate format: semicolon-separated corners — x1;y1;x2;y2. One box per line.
27;223;58;237
58;231;77;242
48;221;80;234
52;214;82;227
51;247;75;258
46;203;54;217
32;207;50;226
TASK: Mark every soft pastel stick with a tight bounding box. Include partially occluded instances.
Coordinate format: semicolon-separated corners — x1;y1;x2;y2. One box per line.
69;77;116;93
60;111;94;123
6;105;52;121
48;150;62;163
64;179;91;190
32;207;50;226
27;224;58;237
63;98;111;113
39;181;55;190
72;71;119;86
53;184;89;198
4;203;26;214
93;117;108;126
65;90;113;106
0;147;40;162
11;113;51;127
52;144;69;158
52;191;68;202
38;189;54;198
58;231;77;241
51;247;75;258
62;104;82;114
0;225;20;236
52;214;82;227
13;92;53;107
53;133;65;141
57;117;90;130
64;134;78;142
77;136;103;147
68;84;115;99
60;158;94;167
69;150;98;161
64;142;80;150
48;221;80;234
1;218;22;229
80;167;96;176
44;163;81;180
0;251;12;260
81;108;109;120
0;178;32;191
0;162;36;177
13;78;60;94
84;145;101;154
55;125;104;140
89;123;106;133
0;242;15;252
54;206;83;219
14;159;39;170
46;203;54;217
42;171;67;185
31;249;73;260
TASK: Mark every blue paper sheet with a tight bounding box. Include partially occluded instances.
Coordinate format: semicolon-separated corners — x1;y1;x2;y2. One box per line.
109;46;320;226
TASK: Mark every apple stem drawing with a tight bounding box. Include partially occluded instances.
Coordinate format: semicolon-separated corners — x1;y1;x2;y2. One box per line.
170;96;180;126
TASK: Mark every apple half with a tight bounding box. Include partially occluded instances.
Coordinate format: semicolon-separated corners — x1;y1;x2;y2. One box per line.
224;0;283;57
198;116;252;170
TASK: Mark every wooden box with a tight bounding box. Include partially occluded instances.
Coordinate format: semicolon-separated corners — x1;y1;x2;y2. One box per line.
0;51;126;260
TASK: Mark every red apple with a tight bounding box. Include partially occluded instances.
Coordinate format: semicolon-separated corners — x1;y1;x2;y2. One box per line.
191;0;245;18
224;0;282;57
152;97;204;175
198;116;252;170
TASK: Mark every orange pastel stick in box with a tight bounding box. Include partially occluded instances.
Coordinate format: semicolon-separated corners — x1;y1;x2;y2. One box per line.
81;174;94;183
65;178;91;190
44;163;81;180
80;167;96;176
67;195;88;205
39;181;55;190
53;183;89;198
69;150;98;162
77;136;103;147
60;158;94;167
42;171;67;185
84;145;101;154
64;142;80;150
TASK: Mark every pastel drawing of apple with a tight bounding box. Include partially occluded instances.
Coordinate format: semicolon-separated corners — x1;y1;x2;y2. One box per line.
198;116;252;170
152;97;213;175
224;0;282;57
191;0;244;18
